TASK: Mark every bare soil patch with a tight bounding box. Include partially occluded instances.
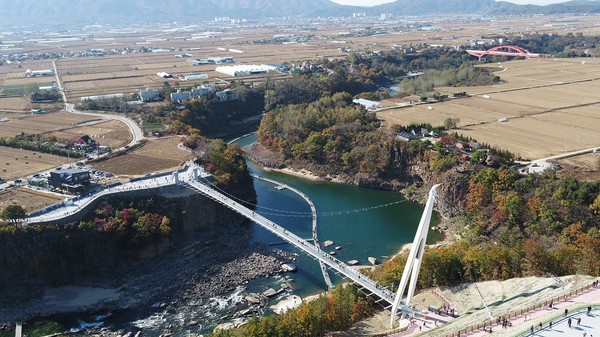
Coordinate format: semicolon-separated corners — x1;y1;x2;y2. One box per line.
51;119;132;148
556;153;600;182
0;96;32;112
89;137;192;176
0;111;92;138
0;188;62;213
0;147;74;181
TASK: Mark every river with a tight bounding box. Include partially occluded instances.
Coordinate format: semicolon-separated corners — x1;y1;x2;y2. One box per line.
10;134;441;337
236;134;442;298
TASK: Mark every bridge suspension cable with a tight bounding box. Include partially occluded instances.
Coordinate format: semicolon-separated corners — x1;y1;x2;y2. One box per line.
198;175;406;218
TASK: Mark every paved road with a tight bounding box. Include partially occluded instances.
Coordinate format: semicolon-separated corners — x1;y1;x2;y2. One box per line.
52;59;145;149
24;172;180;224
65;103;144;148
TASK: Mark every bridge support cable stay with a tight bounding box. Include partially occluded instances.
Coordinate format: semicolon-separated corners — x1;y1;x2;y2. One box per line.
390;184;441;328
19;163;437;324
182;178;418;312
250;174;332;288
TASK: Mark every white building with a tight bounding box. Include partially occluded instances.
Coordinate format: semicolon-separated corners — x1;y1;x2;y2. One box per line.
216;89;238;102
209;57;235;64
184;74;209;81
25;69;55;77
157;72;173;78
216;64;277;77
80;93;124;101
191;84;216;97
139;88;160;102
38;85;59;91
353;98;382;111
170;90;191;102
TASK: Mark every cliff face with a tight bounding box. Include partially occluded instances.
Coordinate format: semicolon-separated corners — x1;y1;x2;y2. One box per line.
246;142;468;219
0;185;254;298
407;162;470;219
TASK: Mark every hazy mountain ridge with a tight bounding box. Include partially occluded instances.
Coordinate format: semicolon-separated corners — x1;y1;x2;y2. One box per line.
0;0;599;28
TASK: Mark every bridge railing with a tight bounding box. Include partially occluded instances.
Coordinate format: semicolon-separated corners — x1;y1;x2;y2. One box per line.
184;179;397;304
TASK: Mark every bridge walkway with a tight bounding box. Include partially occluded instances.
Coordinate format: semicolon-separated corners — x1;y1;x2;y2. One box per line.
250;174;333;288
183;178;410;309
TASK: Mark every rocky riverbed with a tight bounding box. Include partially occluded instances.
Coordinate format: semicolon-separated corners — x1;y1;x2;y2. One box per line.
0;219;295;336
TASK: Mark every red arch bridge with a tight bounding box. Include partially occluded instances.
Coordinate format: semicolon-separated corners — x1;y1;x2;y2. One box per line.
466;45;541;59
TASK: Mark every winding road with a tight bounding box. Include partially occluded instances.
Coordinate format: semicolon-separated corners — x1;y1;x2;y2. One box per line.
53;59;145;149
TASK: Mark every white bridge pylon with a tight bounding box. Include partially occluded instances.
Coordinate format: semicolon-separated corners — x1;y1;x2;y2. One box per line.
19;163;440;327
390;184;441;328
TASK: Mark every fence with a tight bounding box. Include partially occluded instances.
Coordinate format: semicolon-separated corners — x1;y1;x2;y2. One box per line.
442;281;598;337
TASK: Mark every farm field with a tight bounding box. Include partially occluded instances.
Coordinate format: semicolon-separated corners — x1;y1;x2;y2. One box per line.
0;111;94;138
0;147;73;181
0;82;53;95
0;96;31;111
89;137;193;176
0;188;63;214
51;119;132;148
378;58;600;159
440;58;600;95
557;153;600;182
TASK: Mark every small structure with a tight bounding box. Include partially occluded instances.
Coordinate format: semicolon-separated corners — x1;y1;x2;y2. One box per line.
184;73;209;81
215;88;238;102
38;85;59;91
157;72;173;78
353;98;382;111
191;84;216;97
139;88;160;102
215;64;277;77
25;69;54;77
396;131;417;142
48;168;91;191
80;93;124;101
170;90;191;102
73;135;96;147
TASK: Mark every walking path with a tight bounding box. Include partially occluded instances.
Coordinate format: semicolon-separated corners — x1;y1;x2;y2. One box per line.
251;174;333;288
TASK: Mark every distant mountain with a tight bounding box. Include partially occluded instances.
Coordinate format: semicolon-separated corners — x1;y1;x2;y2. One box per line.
0;0;348;27
373;0;600;15
0;0;599;28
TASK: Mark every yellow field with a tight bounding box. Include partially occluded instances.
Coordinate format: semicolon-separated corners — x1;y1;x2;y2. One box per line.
0;188;63;213
51;119;132;148
90;137;193;175
0;147;73;181
379;58;600;159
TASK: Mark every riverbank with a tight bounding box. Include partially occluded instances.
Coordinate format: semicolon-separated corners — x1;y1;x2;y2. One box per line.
245;140;456;250
0;227;293;326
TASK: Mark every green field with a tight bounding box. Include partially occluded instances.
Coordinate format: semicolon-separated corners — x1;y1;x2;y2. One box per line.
0;82;53;95
141;123;166;131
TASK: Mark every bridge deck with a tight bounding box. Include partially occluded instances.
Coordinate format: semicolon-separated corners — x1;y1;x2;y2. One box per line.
183;178;404;306
19;165;413;316
251;175;333;288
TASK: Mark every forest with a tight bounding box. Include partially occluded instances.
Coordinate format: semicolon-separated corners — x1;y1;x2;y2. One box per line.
368;170;600;289
215;36;600;336
210;285;375;337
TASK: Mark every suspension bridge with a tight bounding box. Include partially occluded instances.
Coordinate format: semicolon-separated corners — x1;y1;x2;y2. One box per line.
16;164;440;328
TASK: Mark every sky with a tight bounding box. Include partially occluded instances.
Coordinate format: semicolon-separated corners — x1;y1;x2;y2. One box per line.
330;0;572;6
